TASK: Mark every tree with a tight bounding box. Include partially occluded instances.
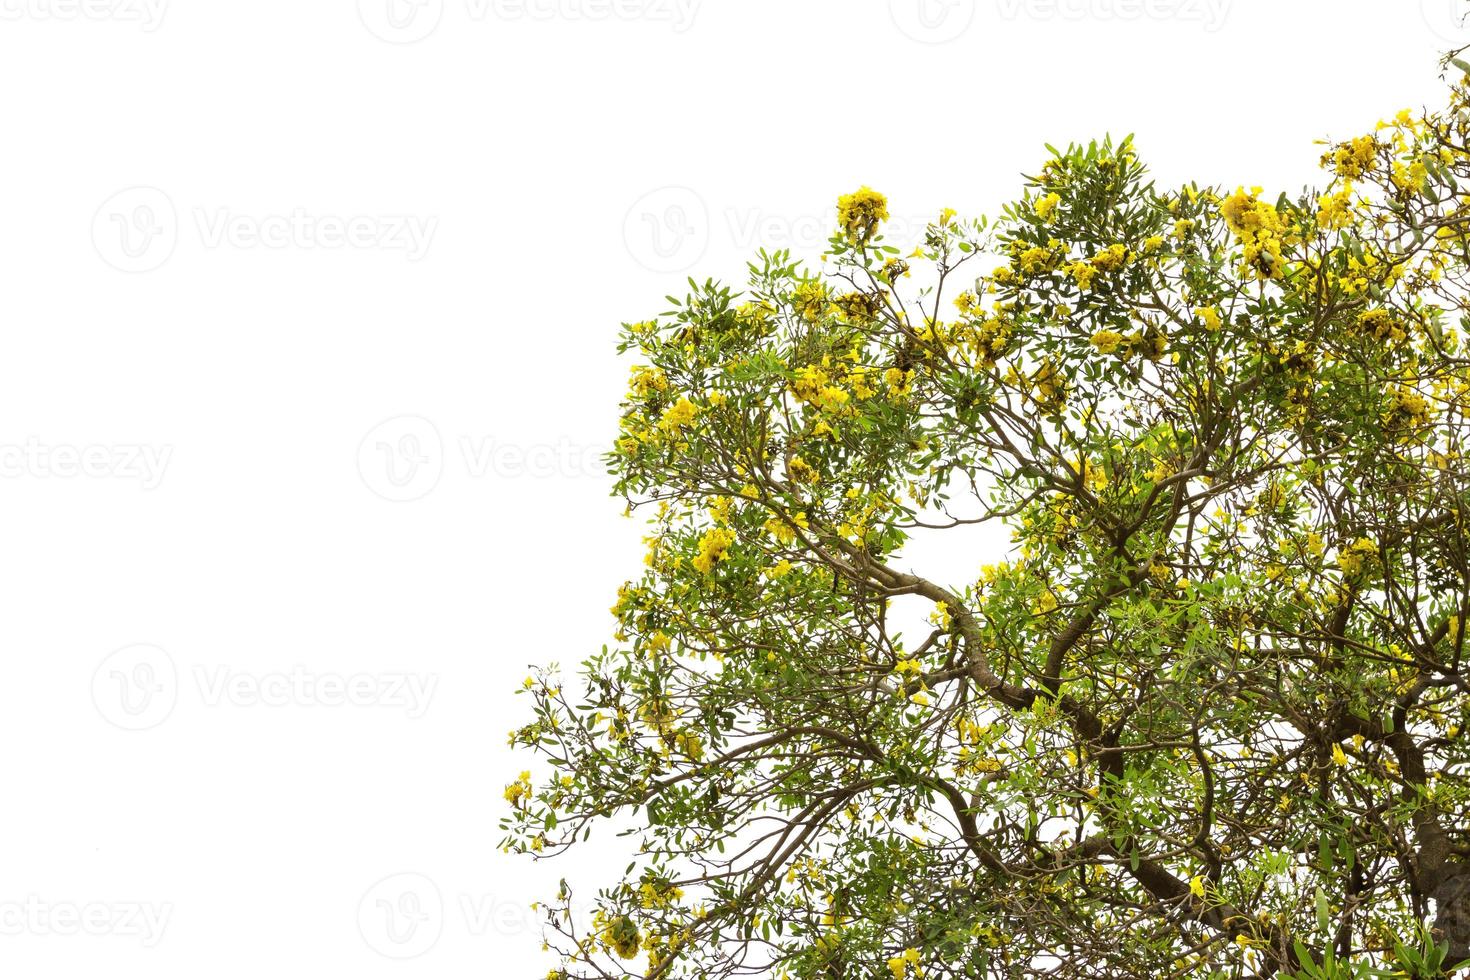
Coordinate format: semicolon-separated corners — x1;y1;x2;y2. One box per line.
505;62;1470;979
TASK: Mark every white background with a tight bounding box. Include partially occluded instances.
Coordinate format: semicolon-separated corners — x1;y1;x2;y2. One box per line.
0;0;1462;975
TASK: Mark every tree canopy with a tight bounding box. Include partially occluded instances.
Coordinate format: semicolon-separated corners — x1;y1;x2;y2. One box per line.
505;62;1470;979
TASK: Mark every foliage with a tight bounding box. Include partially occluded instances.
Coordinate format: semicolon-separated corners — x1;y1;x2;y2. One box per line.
504;60;1470;979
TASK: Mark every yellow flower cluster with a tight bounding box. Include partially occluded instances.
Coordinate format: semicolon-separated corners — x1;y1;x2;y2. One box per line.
1066;260;1097;290
599;914;641;959
1336;537;1377;577
1324;135;1378;179
1355;308;1405;343
1012;239;1065;276
969;315;1013;367
1032;358;1068;414
1034;192;1061;221
659;397;699;433
763;511;808;546
884;366;915;402
628;365;669;399
1392;157;1429;195
692;527;736;575
834;290;883;324
793;280;829;322
1383;385;1433;435
1088;325;1166;361
887;947;922;980
836;186;889;241
1090;243;1129;272
504;770;532;807
787;456;819;484
638;880;685;910
1090;330;1124;355
1315;186;1357;230
1220;187;1288;280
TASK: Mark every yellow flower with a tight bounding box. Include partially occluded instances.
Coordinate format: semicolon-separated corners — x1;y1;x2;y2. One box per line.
659;397;699;433
1090;243;1129;272
793;280;829;322
1383;386;1433;434
836;186;889;241
638;880;685;909
1018;244;1059;276
813;385;850;413
1316;186;1356;230
1331;743;1348;766
1219;187;1287;280
504;770;533;807
834;290;882;324
787;456;819;484
692;527;736;575
1090;330;1125;355
764;512;808;546
1189;876;1206;899
887;947;922;980
1196;306;1222;332
1066;260;1098;291
1034;192;1061;221
1356;308;1404;343
1325;135;1377;179
628;365;669;398
884;367;915;402
1033;358;1068;414
600;916;641;959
